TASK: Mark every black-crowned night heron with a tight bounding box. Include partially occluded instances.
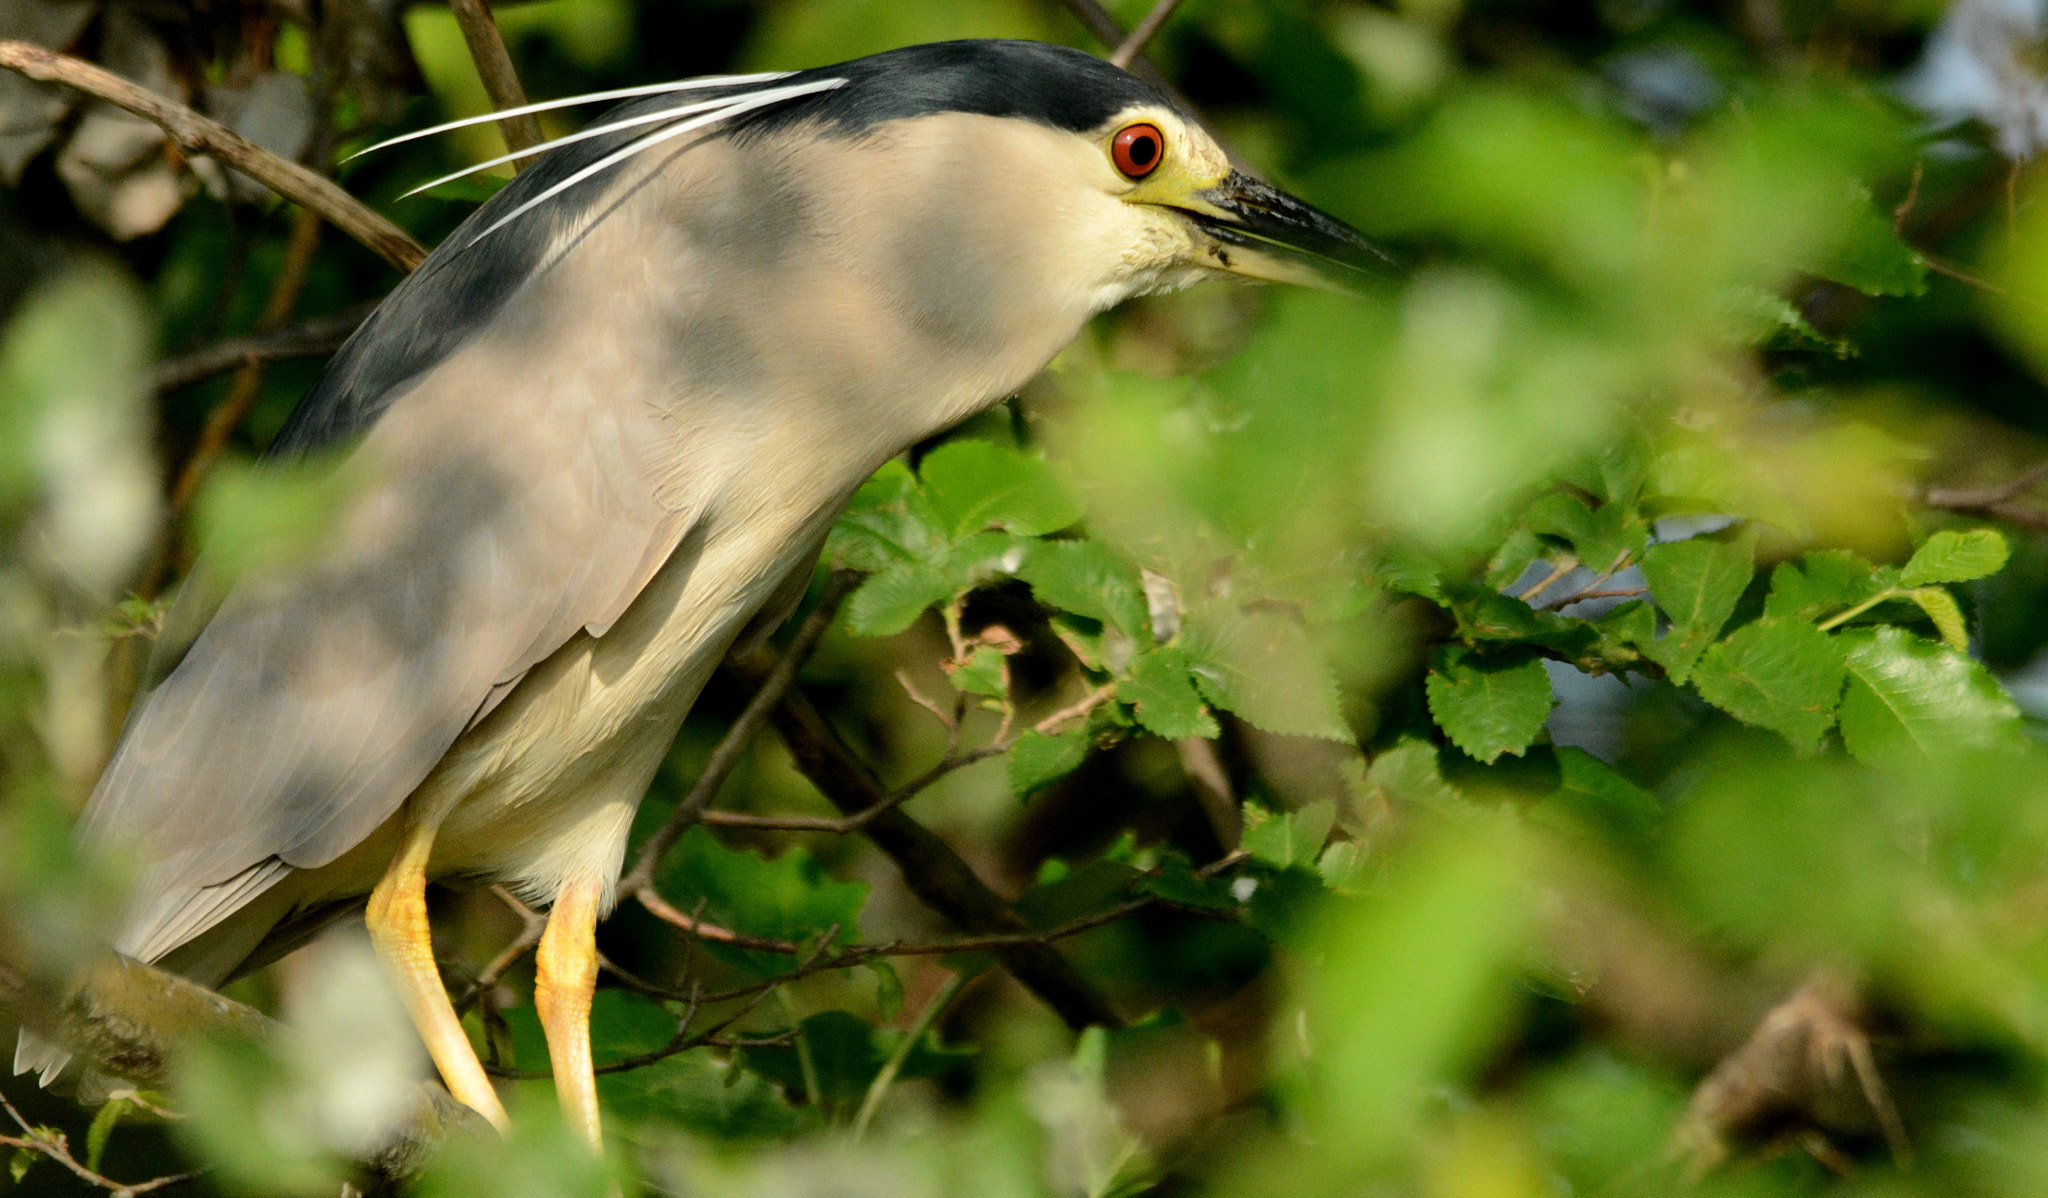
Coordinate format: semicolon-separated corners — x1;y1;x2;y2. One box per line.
15;39;1383;1146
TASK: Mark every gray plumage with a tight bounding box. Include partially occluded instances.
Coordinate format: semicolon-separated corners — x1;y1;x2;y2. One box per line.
15;39;1384;1108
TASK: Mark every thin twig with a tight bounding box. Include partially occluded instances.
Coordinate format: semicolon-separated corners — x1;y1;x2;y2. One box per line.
152;301;376;393
0;41;424;271
619;571;859;894
451;886;548;1013
1111;0;1187;68
1;1089;203;1196
447;0;544;160
1923;460;2048;513
1517;555;1579;603
1054;0;1245;170
635;887;805;954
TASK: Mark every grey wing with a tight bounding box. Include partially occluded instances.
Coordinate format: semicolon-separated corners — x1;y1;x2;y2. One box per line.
83;363;694;966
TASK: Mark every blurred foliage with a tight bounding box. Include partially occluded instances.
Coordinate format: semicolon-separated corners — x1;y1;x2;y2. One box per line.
13;0;2048;1196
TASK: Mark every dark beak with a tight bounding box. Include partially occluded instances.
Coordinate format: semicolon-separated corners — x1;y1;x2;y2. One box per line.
1180;171;1395;293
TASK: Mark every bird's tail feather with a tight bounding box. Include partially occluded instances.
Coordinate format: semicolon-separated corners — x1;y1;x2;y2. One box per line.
12;1030;71;1086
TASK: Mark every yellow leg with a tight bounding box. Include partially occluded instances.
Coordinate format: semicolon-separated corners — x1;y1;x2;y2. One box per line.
536;875;604;1150
366;818;511;1131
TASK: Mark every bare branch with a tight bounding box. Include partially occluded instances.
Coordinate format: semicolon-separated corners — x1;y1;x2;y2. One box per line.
0;42;425;272
0;953;488;1186
153;301;377;393
1111;0;1187;68
447;0;545;160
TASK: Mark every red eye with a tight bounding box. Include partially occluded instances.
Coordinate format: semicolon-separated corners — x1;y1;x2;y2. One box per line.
1111;123;1164;179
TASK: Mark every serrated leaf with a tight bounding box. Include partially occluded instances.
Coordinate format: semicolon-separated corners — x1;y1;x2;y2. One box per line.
1242;800;1337;869
843;563;957;637
1019;538;1150;636
1691;618;1846;754
1317;840;1370;894
1638;526;1756;684
1522;491;1647;572
950;645;1007;699
1183;606;1351;741
828;460;945;570
1424;647;1554;763
1899;529;2010;587
1354;739;1463;820
1905;587;1968;651
1837;626;2021;764
1764;549;1879;621
920;440;1084;538
1009;729;1089;796
1119;646;1219;740
1806;191;1929;298
1375;545;1448;602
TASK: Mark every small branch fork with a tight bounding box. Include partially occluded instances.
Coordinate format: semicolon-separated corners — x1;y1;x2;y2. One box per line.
0;41;425;271
1;1088;202;1196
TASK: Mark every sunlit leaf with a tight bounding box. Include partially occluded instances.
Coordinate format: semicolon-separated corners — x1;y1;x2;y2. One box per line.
1691;617;1847;753
1837;626;2021;764
1899;528;2010;588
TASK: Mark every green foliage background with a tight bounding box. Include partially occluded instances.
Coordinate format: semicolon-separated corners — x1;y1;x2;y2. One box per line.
9;0;2048;1194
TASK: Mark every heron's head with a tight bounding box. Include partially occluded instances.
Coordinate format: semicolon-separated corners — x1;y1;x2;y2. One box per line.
722;41;1392;314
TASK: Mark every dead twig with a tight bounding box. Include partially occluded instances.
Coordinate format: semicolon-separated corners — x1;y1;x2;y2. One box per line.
1111;0;1187;68
0;41;424;272
152;301;376;393
1923;460;2048;514
447;0;544;160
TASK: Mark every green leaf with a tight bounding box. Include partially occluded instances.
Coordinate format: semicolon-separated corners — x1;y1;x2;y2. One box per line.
842;562;956;637
1764;549;1879;621
1638;526;1756;684
828;460;946;570
743;1011;968;1107
950;645;1007;699
1837;626;2021;764
1898;529;2010;587
1184;606;1351;741
1905;587;1969;652
1317;840;1370;894
1008;729;1089;796
920;440;1084;539
1354;740;1464;821
1522;491;1647;572
1531;747;1661;842
1424;647;1554;763
596;1048;806;1139
589;989;681;1061
868;962;904;1022
1119;646;1219;740
1242;801;1338;869
1806;190;1929;298
1690;617;1847;753
86;1097;128;1173
10;1146;35;1185
1138;851;1239;910
1019;538;1149;636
